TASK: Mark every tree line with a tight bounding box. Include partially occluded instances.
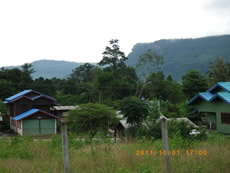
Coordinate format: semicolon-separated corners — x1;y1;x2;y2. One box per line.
0;39;229;118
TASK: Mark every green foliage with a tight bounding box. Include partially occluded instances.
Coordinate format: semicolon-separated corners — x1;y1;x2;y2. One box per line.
70;63;95;83
55;91;79;105
67;103;118;138
0;136;33;159
138;162;152;173
208;57;230;85
168;120;194;140
132;121;161;140
182;70;208;99
136;50;164;99
119;97;148;126
136;49;164;79
139;72;185;104
99;39;128;78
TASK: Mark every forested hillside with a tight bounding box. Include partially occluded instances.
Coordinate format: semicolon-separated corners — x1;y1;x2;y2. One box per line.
126;35;230;81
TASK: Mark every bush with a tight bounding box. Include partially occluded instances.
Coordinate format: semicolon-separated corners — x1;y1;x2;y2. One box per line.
167;120;193;140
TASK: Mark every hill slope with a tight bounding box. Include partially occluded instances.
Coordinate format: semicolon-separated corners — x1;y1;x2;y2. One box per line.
126;35;230;81
31;60;83;79
5;60;83;79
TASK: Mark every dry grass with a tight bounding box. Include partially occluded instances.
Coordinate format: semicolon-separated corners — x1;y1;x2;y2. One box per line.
0;134;229;173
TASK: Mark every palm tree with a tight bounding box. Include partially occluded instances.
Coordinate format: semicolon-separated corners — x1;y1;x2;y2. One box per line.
208;58;230;85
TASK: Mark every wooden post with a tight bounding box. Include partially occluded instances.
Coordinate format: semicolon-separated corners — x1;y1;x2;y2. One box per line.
160;115;171;173
61;121;70;173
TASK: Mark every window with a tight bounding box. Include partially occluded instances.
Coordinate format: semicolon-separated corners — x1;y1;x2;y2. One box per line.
221;113;230;124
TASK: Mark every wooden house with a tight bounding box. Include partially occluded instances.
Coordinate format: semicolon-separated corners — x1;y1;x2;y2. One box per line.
187;82;230;134
3;90;59;135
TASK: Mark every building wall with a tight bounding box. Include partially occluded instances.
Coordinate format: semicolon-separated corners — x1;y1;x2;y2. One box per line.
8;98;54;117
197;100;230;134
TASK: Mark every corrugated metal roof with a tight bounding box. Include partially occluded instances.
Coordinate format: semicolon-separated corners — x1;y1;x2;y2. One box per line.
4;90;57;104
187;82;230;105
13;108;59;121
187;92;215;105
120;120;130;129
13;109;39;120
52;106;78;111
208;82;230;93
5;90;32;102
210;92;230;104
199;92;215;101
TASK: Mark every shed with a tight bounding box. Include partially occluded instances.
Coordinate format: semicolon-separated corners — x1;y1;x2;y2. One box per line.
12;108;59;135
51;106;78;118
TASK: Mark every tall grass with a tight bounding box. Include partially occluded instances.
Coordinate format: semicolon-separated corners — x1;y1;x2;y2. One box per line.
0;132;229;173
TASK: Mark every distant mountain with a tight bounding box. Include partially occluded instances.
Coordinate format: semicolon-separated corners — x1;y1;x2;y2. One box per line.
126;35;230;81
3;35;230;80
5;60;83;79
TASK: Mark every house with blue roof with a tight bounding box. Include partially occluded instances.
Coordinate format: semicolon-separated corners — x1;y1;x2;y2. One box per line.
3;90;59;135
187;82;230;134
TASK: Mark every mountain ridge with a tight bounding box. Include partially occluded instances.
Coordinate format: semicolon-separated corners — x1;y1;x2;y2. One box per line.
126;35;230;81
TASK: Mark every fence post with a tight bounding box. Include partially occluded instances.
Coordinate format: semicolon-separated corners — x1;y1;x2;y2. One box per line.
160;115;171;173
61;121;70;173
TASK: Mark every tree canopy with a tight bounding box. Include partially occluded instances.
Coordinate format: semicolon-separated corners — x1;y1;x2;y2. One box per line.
119;96;148;126
182;70;208;99
67;103;118;138
208;57;230;85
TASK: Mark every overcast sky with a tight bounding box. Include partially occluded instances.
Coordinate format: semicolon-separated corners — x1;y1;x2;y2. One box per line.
0;0;230;67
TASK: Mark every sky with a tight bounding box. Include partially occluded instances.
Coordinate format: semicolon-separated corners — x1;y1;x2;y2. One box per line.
0;0;230;67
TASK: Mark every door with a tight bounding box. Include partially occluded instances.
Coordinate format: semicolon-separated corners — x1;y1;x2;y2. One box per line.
23;119;55;135
23;120;39;135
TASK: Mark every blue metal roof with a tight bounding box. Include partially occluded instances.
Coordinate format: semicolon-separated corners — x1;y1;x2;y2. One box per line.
13;109;39;120
187;92;215;105
209;92;230;104
31;95;42;100
13;108;59;121
208;82;230;93
5;90;32;102
4;90;57;104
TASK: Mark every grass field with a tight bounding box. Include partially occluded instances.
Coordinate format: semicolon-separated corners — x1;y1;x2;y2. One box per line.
0;132;229;173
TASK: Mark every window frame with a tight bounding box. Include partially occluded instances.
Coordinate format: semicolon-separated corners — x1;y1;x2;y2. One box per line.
221;112;230;124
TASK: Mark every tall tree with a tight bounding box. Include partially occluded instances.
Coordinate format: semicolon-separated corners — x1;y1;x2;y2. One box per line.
208;57;230;85
21;63;35;89
99;39;127;79
136;49;164;98
182;70;208;99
